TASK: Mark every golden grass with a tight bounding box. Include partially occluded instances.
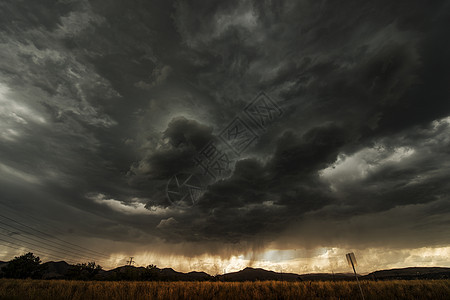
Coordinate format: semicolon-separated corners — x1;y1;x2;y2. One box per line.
0;279;449;300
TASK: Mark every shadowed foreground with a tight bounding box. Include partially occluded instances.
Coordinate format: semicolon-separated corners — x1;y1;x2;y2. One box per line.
0;279;449;300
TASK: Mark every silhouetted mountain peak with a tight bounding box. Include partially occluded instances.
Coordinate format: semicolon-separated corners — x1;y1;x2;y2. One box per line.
2;257;450;281
41;261;71;279
364;267;450;280
188;271;210;275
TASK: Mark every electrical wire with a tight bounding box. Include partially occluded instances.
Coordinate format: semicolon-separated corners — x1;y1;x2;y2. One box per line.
0;213;110;259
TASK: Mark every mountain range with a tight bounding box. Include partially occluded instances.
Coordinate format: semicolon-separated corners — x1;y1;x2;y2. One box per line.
2;260;449;281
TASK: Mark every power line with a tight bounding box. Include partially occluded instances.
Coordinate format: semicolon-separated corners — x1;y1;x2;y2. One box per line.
0;213;110;259
0;232;99;264
126;256;135;266
0;239;76;264
0;240;115;270
0;204;121;270
0;225;108;263
0;203;111;258
0;219;108;263
0;210;111;259
0;203;78;239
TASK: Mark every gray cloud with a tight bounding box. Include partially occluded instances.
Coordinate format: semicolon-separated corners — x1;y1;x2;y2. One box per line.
0;0;449;265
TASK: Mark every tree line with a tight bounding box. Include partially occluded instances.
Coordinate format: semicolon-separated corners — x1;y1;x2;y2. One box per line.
0;252;193;281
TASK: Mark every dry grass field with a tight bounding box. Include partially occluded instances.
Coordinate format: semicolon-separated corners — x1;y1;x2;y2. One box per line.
0;279;449;300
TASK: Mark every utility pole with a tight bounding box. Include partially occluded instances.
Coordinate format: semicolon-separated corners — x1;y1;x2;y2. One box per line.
127;257;135;266
346;252;365;300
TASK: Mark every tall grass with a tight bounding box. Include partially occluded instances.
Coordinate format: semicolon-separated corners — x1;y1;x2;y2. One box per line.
0;279;449;300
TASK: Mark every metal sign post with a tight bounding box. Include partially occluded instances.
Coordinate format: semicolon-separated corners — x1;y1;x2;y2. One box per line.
346;252;365;300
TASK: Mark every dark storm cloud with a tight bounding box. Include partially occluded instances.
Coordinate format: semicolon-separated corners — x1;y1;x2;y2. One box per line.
0;0;449;258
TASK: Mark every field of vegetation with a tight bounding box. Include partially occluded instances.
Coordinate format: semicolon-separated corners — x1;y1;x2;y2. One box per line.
0;279;449;300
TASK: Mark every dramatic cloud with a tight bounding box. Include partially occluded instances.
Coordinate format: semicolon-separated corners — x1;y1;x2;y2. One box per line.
0;0;449;273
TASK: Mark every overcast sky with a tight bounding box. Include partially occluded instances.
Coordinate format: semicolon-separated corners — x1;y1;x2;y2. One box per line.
0;0;449;274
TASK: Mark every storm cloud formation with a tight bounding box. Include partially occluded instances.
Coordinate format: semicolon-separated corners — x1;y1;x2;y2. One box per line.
0;0;449;269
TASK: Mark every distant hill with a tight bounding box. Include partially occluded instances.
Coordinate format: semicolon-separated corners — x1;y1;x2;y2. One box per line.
363;267;450;280
41;261;71;279
216;267;356;282
217;267;300;281
186;271;212;281
217;267;450;282
160;268;211;281
97;266;212;281
2;258;450;281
